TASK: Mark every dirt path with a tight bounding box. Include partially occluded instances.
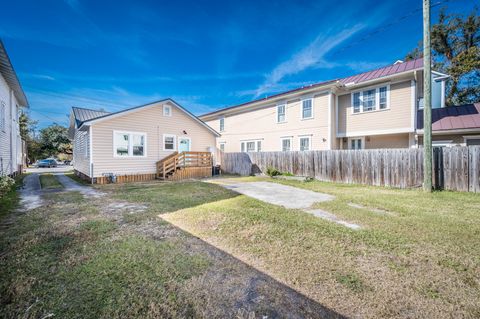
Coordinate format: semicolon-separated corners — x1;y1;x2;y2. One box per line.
18;173;43;210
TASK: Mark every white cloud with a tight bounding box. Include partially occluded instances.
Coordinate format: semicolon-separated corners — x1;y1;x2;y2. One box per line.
253;24;365;98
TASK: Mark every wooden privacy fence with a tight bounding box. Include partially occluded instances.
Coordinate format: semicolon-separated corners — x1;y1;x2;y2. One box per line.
220;146;480;192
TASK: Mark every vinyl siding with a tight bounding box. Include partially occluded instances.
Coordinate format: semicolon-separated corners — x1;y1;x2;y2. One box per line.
206;92;331;152
366;133;409;148
73;129;90;176
0;72;21;175
337;80;414;137
90;101;216;177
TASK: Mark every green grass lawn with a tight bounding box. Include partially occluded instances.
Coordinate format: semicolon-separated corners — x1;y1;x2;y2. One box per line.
39;174;63;189
2;176;479;318
163;177;480;318
64;172;91;185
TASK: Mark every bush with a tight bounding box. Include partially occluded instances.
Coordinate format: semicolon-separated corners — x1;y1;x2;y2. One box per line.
0;175;15;197
266;167;281;177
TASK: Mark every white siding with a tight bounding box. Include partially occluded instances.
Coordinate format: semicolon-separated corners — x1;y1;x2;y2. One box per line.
0;72;22;175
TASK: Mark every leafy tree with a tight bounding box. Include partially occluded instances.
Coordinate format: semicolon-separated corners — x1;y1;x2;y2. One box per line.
37;124;72;158
405;8;480;105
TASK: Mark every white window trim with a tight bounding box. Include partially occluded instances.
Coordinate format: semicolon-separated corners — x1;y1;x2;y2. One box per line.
163;104;172;117
113;130;148;158
219;117;225;132
300;98;314;120
298;135;312;151
432;140;454;147
347;137;365;150
463;135;480;142
280;137;293;151
276;103;287;123
240;139;262;152
177;136;192;152
219;142;226;152
163;133;177;151
351;84;390;114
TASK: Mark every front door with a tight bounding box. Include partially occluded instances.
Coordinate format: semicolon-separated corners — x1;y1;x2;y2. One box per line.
178;137;191;153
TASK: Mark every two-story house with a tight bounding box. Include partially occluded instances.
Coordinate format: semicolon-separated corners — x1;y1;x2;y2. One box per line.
200;58;478;151
0;40;28;175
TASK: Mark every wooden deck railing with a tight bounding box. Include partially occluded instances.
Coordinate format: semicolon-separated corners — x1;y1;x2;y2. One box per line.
156;151;212;180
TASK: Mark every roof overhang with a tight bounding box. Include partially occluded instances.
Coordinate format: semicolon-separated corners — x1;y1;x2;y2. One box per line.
80;98;220;137
416;128;480;135
0;40;28;107
200;81;339;121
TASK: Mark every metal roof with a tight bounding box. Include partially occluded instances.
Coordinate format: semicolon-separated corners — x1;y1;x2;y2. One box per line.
72;99;220;137
72;106;110;127
417;103;480;132
200;58;424;118
0;40;28;107
339;58;423;85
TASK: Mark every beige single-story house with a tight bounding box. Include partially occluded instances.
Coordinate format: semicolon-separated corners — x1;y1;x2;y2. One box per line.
69;99;219;183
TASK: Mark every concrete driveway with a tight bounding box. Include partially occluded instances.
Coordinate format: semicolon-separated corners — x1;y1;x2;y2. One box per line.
209;178;361;230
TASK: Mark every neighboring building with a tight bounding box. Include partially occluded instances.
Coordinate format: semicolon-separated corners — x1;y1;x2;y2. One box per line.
417;103;480;146
69;99;219;183
0;40;28;176
200;58;462;152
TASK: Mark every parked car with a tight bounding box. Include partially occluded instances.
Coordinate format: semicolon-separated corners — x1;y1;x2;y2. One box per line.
64;160;72;165
37;159;57;168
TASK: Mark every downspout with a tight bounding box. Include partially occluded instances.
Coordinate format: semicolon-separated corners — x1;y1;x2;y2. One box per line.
9;89;14;174
89;126;93;184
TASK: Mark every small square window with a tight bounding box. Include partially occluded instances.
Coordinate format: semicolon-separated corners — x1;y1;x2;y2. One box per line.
164;135;176;151
163;105;172;116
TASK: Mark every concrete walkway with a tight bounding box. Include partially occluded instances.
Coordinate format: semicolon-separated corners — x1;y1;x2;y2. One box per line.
210;179;361;230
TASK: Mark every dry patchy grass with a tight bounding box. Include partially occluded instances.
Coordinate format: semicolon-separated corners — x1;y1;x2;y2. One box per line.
162;177;480;318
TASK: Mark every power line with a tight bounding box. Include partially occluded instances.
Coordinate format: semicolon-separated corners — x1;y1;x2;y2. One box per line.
335;0;464;54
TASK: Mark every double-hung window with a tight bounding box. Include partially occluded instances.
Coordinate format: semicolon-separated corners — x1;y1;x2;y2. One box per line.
379;86;388;109
281;137;292;151
163;134;176;151
219;143;225;152
302;99;313;119
363;89;376;111
241;140;261;152
351;85;389;113
299;136;311;151
277;104;286;123
114;131;147;157
219;117;225;132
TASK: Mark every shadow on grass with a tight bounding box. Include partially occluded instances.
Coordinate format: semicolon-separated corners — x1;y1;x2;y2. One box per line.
104;180;347;318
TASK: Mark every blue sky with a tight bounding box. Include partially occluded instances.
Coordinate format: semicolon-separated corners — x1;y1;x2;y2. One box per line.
1;0;475;128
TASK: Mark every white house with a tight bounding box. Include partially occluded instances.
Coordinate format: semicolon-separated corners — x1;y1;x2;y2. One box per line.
0;40;28;176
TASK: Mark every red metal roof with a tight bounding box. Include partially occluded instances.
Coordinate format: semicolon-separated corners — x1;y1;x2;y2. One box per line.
417;103;480;131
339;58;423;85
201;58;424;118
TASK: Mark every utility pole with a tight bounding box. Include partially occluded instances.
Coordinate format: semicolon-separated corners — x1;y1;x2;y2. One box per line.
423;0;433;192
